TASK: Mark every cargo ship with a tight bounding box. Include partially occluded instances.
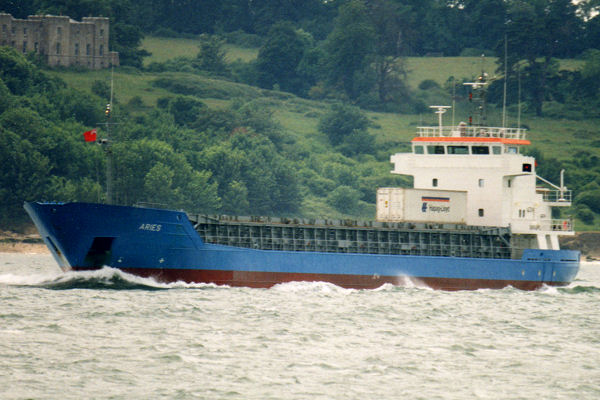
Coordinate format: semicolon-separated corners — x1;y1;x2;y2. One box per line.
24;105;580;290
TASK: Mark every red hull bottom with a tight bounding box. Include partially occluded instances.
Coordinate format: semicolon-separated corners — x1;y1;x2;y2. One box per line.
72;267;568;291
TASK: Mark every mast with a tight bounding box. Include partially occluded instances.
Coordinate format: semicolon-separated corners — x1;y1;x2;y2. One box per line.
502;34;508;128
105;66;114;205
97;66;115;205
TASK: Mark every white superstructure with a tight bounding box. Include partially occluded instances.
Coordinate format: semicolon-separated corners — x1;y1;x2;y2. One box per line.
380;108;573;251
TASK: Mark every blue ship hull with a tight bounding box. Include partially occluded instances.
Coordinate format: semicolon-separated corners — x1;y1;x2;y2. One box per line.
24;202;580;290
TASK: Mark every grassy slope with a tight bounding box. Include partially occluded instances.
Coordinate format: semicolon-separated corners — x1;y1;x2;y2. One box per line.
48;36;597;229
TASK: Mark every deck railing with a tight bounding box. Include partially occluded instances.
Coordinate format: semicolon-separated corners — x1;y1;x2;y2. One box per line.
529;219;574;232
536;189;572;203
417;126;527;140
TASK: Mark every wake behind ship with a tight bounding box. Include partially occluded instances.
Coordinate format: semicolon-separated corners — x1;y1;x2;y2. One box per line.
25;103;581;290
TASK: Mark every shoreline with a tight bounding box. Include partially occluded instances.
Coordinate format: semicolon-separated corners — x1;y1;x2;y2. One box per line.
0;230;49;254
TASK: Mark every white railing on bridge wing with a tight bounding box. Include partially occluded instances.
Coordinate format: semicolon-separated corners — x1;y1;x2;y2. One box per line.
417;126;527;140
537;189;572;203
529;219;574;232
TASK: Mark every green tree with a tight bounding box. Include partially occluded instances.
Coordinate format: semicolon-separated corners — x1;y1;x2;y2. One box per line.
167;96;206;127
318;103;369;144
195;34;229;76
256;22;308;94
327;185;361;214
368;0;409;104
0;47;40;95
0;130;50;223
110;22;151;68
323;0;376;100
144;162;175;205
580;49;600;99
498;0;584;116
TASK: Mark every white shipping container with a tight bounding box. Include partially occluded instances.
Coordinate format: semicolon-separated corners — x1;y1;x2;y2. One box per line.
377;188;467;224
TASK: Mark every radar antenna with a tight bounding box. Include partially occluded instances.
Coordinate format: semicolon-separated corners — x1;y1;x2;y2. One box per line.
429;105;451;136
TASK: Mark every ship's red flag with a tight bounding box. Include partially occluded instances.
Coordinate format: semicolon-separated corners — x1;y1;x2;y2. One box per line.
83;128;97;142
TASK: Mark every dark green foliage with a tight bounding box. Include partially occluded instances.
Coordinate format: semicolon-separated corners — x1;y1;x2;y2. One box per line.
318;104;369;146
576;204;595;225
167;96;206;126
327;186;362;214
91;80;112;101
419;80;440;90
0;129;50;223
323;0;375;100
195;35;230;76
256;22;307;94
2;3;600;227
575;190;600;214
0;47;43;95
318;103;375;156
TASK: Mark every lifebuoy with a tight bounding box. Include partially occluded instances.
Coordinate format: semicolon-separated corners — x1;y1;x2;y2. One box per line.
562;220;568;230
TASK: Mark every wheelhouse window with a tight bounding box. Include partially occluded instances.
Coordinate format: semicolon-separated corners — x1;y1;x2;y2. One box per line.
492;146;502;155
427;145;445;154
507;146;518;154
448;145;469;154
414;145;424;154
472;146;490;155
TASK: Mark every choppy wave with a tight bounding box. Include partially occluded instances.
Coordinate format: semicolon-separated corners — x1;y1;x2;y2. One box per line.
558;285;600;294
0;267;221;291
2;253;600;400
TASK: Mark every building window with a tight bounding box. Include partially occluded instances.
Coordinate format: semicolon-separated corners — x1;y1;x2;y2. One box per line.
11;26;15;34
100;28;104;37
427;145;445;154
99;44;103;56
478;179;484;187
86;44;91;55
23;27;27;36
57;27;62;37
22;41;27;53
34;42;38;52
472;146;490;155
448;145;469;154
2;24;6;33
478;208;484;217
74;43;79;55
56;42;61;55
432;178;438;187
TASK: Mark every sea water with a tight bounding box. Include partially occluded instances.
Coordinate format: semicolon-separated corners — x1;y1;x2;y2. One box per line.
1;253;599;400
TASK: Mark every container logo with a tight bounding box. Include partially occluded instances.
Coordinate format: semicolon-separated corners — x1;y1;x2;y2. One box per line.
421;197;450;213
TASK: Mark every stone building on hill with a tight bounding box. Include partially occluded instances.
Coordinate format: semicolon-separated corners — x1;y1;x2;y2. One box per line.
0;13;119;69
